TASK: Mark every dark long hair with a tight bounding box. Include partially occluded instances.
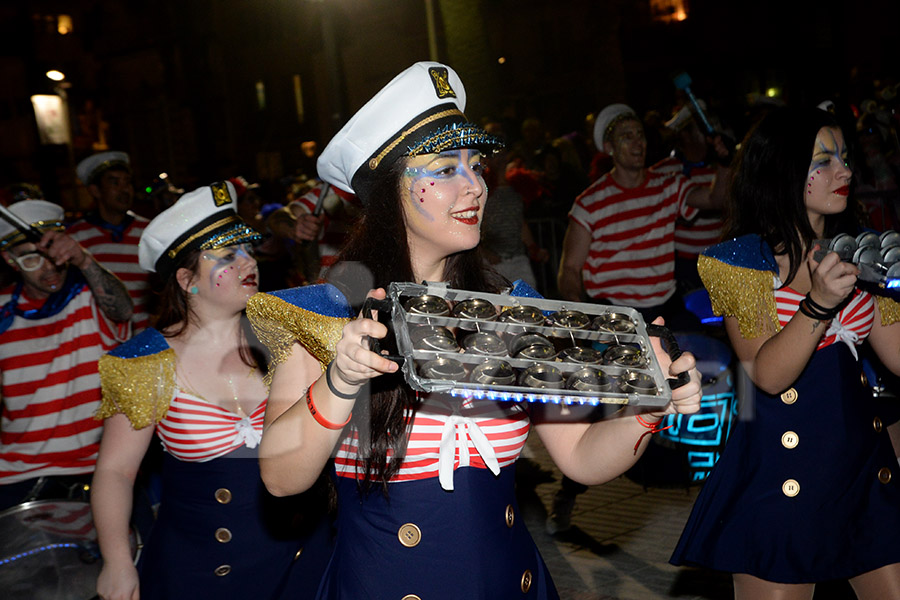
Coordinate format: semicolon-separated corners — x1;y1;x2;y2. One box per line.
150;248;266;372
726;106;863;286
329;155;506;495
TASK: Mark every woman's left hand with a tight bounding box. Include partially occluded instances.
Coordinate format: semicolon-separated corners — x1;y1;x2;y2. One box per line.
648;317;702;416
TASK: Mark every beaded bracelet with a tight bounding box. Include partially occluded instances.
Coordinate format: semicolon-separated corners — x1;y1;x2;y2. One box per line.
633;413;673;454
326;363;359;400
306;386;352;430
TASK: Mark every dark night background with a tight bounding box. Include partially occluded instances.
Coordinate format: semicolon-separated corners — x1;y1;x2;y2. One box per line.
1;0;897;213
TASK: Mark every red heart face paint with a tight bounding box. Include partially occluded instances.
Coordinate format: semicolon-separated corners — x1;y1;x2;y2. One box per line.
402;149;488;261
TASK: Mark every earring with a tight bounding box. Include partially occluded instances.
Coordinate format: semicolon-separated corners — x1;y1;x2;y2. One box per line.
189;286;199;295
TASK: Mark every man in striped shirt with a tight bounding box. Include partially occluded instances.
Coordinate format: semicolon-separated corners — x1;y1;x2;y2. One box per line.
69;151;151;332
550;103;730;535
558;103;729;323
0;199;133;511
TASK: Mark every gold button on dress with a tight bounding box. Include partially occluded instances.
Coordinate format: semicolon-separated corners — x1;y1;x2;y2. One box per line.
397;523;422;548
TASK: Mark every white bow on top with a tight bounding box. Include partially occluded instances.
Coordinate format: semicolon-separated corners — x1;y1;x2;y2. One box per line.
438;411;501;491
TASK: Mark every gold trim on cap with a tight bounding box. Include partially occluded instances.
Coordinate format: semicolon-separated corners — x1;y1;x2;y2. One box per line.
0;221;65;248
166;215;239;259
369;109;464;171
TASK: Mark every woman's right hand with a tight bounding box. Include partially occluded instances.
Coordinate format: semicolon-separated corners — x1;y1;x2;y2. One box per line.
808;246;859;309
329;288;399;395
97;560;140;600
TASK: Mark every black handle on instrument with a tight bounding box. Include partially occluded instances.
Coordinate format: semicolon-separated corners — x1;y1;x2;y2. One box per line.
646;324;690;390
360;296;405;366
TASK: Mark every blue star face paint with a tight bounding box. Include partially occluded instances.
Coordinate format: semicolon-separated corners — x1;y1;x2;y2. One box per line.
401;149;488;262
806;127;851;218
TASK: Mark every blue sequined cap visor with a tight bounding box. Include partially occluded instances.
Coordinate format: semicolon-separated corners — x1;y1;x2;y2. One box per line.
406;121;504;158
154;212;262;278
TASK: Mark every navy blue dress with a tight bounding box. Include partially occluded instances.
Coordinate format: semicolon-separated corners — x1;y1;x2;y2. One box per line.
139;447;332;599
316;465;558;599
671;237;900;583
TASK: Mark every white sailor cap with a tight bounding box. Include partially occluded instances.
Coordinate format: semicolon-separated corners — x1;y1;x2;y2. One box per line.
138;181;262;277
593;103;638;150
76;151;131;186
317;61;503;199
0;200;65;249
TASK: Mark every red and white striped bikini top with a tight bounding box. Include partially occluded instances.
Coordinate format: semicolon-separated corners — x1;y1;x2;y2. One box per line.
775;285;875;357
334;395;531;491
155;391;266;462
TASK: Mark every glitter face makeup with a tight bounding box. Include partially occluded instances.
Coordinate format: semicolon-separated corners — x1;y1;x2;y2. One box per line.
196;243;258;303
401;148;487;259
806;126;851;219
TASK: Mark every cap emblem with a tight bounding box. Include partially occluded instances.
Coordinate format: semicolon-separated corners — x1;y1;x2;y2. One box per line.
211;181;231;207
429;67;456;99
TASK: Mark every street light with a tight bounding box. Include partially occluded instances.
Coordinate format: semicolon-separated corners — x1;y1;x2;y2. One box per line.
31;69;74;150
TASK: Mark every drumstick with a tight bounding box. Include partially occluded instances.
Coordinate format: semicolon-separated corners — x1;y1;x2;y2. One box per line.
0;203;45;244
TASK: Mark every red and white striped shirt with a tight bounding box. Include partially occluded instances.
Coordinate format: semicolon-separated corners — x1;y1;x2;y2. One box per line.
774;284;875;353
569;170;699;307
155;393;266;462
650;155;722;257
68;214;151;333
335;395;530;491
0;285;129;484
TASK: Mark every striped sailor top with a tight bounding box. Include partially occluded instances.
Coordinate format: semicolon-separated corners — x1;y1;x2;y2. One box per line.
569;170;700;308
774;284;875;355
68;214;151;333
155;392;266;462
334;395;531;491
0;284;129;484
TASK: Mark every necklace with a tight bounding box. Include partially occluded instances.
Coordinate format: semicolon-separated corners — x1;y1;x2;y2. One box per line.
176;359;259;417
227;375;245;417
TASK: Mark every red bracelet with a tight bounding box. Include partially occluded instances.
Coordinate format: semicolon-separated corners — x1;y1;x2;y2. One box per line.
633;413;673;454
306;386;351;430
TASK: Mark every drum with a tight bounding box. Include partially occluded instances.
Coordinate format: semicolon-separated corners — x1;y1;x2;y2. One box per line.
0;500;141;600
626;333;737;487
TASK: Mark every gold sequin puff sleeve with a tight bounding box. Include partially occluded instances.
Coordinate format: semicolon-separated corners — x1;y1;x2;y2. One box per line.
246;291;351;382
876;295;900;327
95;348;177;430
698;254;780;340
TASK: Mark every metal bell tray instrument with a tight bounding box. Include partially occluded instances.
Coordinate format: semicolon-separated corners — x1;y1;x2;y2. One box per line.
363;282;687;408
814;230;900;290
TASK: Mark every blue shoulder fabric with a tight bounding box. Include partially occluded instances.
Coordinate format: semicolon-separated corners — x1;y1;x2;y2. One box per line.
702;234;778;274
509;279;544;300
264;283;354;319
108;327;170;359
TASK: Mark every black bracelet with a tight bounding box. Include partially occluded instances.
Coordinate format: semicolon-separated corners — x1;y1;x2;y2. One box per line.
798;299;826;321
325;363;359;400
798;297;838;321
804;293;839;316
